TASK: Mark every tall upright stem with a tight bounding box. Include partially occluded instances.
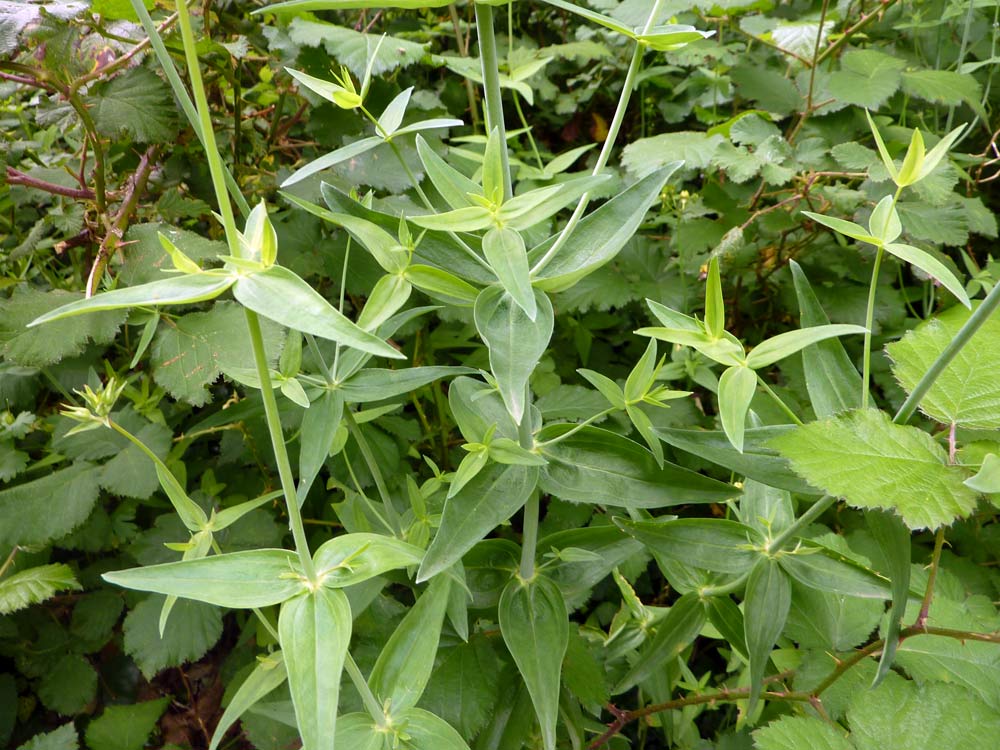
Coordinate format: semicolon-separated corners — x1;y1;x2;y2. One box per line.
860;246;885;410
475;4;512;200
519;492;540;580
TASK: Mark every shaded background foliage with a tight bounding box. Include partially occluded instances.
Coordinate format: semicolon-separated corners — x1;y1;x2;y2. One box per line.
2;0;1000;748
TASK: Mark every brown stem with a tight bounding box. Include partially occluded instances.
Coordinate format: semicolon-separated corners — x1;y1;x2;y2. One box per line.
815;0;899;65
916;527;946;628
6;167;97;200
70;11;180;93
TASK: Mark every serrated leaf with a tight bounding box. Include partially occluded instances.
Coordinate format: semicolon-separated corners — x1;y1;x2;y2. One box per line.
621;132;723;179
0;287;125;367
827;49;905;109
0;563;81;615
84;698;169;750
887;303;1000;429
419;636;500;738
562;629;609;705
0;463;100;547
16;723;79;750
89;68;177;143
770;409;977;529
753;715;852;750
123;595;223;679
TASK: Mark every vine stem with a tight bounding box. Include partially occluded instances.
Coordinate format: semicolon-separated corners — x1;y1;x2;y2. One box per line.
768;494;836;553
755;374;803;425
534;407;617;447
175;1;315;581
860;246;885;410
531;0;665;276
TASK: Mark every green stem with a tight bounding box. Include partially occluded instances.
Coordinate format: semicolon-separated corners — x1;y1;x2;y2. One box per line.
475;3;512;200
534;407;618;447
699;570;749;597
767;494;836;553
519;491;540;580
860;245;885;410
512;92;544;170
894;277;1000;424
531;0;664;276
252;607;281;642
246;310;317;581
755;374;803;425
344;408;403;535
344;652;386;727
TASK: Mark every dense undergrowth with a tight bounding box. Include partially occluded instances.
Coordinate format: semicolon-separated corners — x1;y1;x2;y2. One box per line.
2;0;1000;749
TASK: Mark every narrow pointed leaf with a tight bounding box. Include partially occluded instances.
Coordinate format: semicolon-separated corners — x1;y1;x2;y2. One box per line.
209;653;287;750
396;707;472;749
705;257;725;339
718;365;757;453
882;242;970;308
917;123;965;181
483;227;536;320
498;575;568;750
338;366;475;403
866;110;899;181
405;265;479;305
536;0;635;36
615;517;761;573
801;211;878;244
895;128;925;186
393;117;464;138
745;325;868;370
578;368;626;409
624;339;658;403
356;274;411;331
482;128;504;204
868;195;902;243
744;558;790;713
298;390;345;500
415;135;481;210
102;550;303;608
377;86;412;136
474;285;553;422
616;593;706;691
498;175;610;231
866;509;911;687
212;490;284;530
233;265;404;359
410;206;494;232
280;136;381;187
313;533;424;588
29;273;235;326
417;464;538;582
369;575;451;714
279;588;351;750
778;544;892;598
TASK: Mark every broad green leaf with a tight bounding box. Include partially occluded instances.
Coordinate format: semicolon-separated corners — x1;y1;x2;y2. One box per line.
405;265;479;305
482;127;504;204
474;285;553;422
415;135;481;210
717;365;757;453
84;699;169;750
616;593;706;691
0;563;81;615
887;302;1000;428
337;366;475;403
369;575;451;715
102;549;304;608
801;211;879;244
122;595;223;678
770;409;978;529
753;715;853;750
298;390;345;500
789;261;863;416
826;49;905;109
637;326;745;367
395;708;471;750
882;242;970;307
279;588;351;750
15;723;78;750
866;509;911;687
89;67;176;143
233;265;403;359
538;526;643;602
739;479;794;536
537;425;738;507
895;128;925;187
313;533;423;588
498;175;610;231
483;227;536;320
498;575;568;750
28;272;235;327
356;273;411;331
0;463;100;547
744;558;791;713
417;464;538;582
0;287;125;367
747;325;868;370
210;653;287;750
410;206;494;233
705;595;747;658
624;339;658;403
419;637;500;738
778;544;892;599
965;453;1000;493
615;517;761;574
531;167;678;291
449;450;489;498
448;376;519;443
332;713;383;750
847;672;1000;750
704;257;725;339
646;299;703;332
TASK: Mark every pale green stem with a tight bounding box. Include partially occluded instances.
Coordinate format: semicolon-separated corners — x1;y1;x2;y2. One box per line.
344;408;403;535
768;494;836;553
341;453;396;536
345;652;386;727
519;491;540;580
755;374;803;426
894;275;1000;423
699;570;750;598
512;91;544;171
475;3;512;200
252;607;280;642
861;246;886;411
530;0;664;276
535;407;618;447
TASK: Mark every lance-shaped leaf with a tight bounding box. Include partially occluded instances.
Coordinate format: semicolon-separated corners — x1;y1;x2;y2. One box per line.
615;592;707;691
103;550;304;608
410;206;495;233
209;652;288;750
448;376;519;443
281;136;382;187
405;265;479;305
497;175;610;231
357;274;411;331
868;195;902;244
298;390;345;500
337;366;475;403
499;575;568;750
770;409;978;529
417;464;539;582
745;325;868;370
965;453;1000;493
279;588;351;750
802;210;880;244
704;257;725;339
718;365;758;453
744;557;791;714
377;87;412;135
536;0;634;36
313;533;424;588
882;242;970;308
917;122;965;182
656;425;821;494
475;286;553;422
537;425;738;507
29;272;235;326
865;509;911;688
395;708;471;750
483;227;536;320
369;575;451;715
615;517;762;574
531;166;679;292
233;265;403;359
705;595;747;658
637;25;713;50
866;110;900;183
778;544;892;599
790;261;864;416
415;135;481;210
